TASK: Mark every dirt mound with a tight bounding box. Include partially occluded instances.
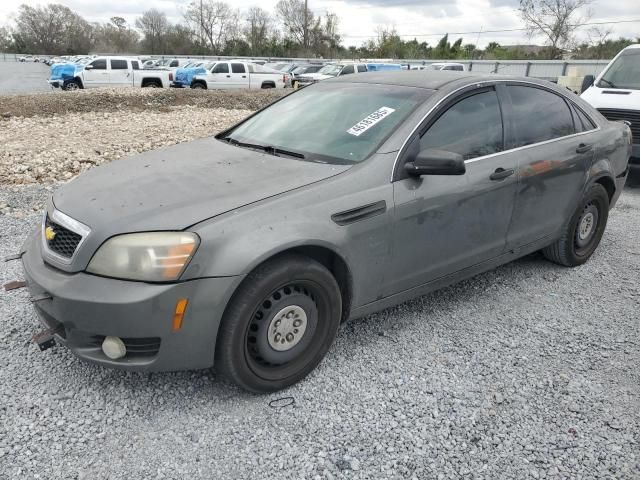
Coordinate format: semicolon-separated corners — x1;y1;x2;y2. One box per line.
0;88;287;119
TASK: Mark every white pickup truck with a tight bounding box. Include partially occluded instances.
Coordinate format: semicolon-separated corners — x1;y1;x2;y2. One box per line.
48;56;174;90
190;61;287;90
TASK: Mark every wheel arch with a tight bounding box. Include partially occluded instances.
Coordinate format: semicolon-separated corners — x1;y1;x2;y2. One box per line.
141;77;162;87
227;243;353;322
65;76;83;89
261;81;276;89
191;79;207;89
593;175;615;203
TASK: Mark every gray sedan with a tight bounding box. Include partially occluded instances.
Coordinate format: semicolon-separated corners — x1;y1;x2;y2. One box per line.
19;72;631;392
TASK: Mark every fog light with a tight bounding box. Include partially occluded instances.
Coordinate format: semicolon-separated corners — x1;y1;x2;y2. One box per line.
102;336;126;360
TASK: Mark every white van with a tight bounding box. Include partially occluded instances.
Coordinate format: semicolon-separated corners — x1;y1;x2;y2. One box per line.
581;44;640;171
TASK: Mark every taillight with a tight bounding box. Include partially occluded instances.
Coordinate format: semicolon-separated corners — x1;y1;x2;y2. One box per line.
169;72;174;81
283;74;288;83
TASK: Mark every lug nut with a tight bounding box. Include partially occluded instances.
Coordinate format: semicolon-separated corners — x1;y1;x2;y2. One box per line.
286;333;294;342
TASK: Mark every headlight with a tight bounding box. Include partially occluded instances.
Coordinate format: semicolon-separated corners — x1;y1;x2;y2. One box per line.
87;232;199;282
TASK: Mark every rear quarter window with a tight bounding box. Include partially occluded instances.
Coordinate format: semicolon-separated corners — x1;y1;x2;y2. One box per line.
572;105;597;132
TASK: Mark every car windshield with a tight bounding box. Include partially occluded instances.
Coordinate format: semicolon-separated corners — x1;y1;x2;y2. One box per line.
75;58;90;65
318;65;343;76
222;83;431;164
292;66;308;74
598;49;640;90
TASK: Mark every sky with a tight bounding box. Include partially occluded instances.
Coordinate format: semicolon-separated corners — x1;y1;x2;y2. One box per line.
0;0;638;48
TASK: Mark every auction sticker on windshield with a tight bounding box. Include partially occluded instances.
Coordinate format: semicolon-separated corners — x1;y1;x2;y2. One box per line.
347;107;396;137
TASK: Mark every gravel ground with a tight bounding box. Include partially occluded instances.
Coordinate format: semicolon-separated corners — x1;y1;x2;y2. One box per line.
1;179;639;479
0;106;251;185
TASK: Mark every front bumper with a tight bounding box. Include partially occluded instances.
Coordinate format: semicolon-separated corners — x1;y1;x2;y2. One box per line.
630;144;640;172
21;231;244;372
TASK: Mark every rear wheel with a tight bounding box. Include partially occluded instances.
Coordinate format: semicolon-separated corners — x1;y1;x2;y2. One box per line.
215;254;342;392
542;183;609;267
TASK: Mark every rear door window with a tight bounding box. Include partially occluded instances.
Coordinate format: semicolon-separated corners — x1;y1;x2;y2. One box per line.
420;89;504;160
507;86;575;147
110;59;128;70
357;65;367;73
131;61;140;70
231;63;246;74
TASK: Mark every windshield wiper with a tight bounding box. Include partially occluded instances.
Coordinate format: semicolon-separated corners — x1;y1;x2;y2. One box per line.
599;78;617;88
224;137;305;159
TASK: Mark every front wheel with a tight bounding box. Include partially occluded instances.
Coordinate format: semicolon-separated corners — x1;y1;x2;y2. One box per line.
63;80;81;91
215;254;342;392
191;82;206;89
542;183;609;267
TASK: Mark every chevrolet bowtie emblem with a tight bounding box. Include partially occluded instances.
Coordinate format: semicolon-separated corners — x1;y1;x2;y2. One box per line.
45;226;56;241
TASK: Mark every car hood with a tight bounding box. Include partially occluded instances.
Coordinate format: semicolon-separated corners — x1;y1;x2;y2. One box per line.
50;62;84;81
301;73;335;81
581;86;640;109
53;136;351;237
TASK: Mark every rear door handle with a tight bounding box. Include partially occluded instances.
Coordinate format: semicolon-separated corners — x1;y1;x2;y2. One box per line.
226;75;231;78
490;168;515;181
576;143;593;154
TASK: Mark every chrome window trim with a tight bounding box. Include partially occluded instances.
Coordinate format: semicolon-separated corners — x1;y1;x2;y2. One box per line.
41;208;91;265
390;79;602;181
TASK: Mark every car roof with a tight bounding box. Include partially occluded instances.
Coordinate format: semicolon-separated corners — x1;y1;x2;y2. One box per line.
327;70;548;90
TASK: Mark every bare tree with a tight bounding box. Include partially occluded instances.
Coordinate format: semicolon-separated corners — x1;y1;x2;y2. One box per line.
275;0;314;48
519;0;592;59
135;9;168;54
96;17;139;53
184;1;238;53
309;12;341;58
243;7;273;56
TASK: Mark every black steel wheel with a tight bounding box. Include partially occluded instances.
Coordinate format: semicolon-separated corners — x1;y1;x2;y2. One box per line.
542;183;609;267
215;254;342;392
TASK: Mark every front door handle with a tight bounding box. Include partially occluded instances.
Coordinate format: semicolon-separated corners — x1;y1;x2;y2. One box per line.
490;168;515;181
576;143;593;154
226;75;231;78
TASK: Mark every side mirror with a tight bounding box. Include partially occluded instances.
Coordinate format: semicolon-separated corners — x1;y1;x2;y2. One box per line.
405;149;466;176
581;74;595;93
84;64;93;70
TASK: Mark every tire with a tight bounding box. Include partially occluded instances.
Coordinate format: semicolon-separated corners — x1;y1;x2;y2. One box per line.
542;183;609;267
142;80;161;88
191;82;206;89
63;80;81;91
215;254;342;393
261;82;275;89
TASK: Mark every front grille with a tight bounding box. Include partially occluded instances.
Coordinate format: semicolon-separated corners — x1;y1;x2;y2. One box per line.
45;215;82;258
597;108;640;142
90;336;161;357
